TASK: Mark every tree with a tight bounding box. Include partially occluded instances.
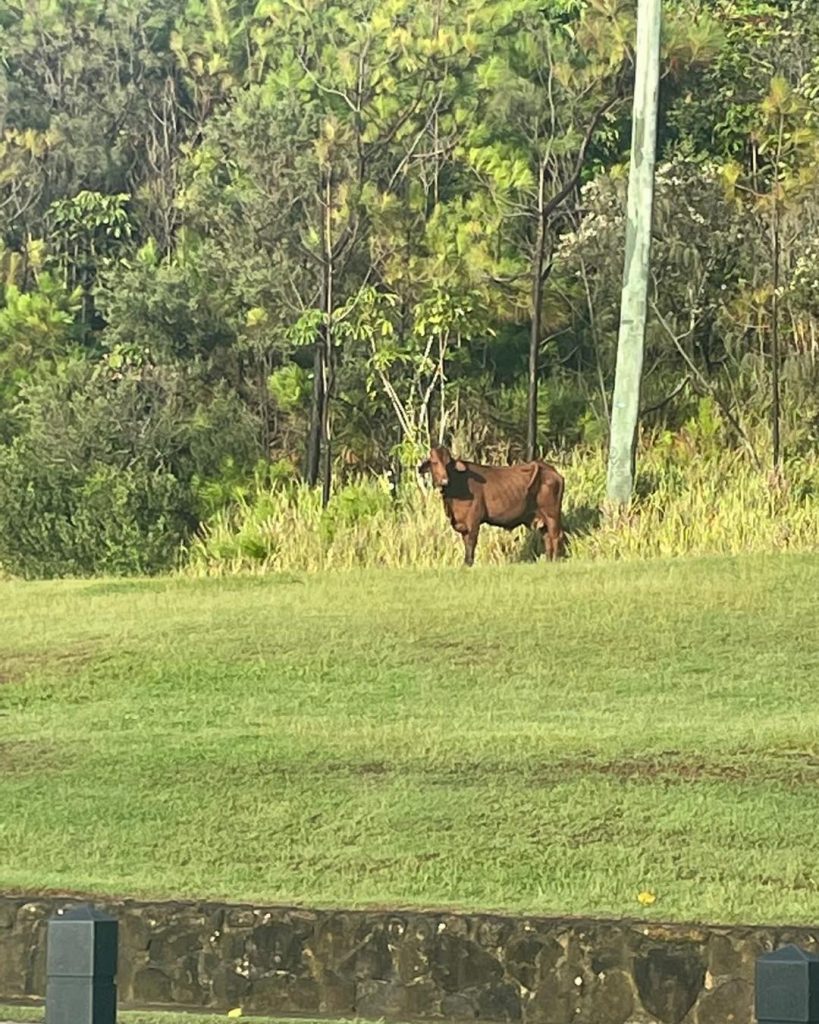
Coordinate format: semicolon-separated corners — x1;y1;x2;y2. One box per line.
0;0;194;246
723;74;819;470
45;190;133;334
0;356;258;576
463;0;630;459
555;158;772;458
188;0;490;498
665;0;818;161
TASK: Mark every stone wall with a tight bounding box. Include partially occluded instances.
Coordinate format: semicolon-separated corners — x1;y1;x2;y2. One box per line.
1;894;816;1023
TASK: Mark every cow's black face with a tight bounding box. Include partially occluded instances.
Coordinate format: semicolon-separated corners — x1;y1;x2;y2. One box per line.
425;446;453;488
419;446;468;490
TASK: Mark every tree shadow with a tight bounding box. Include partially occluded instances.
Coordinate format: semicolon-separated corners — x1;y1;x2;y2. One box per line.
634;470;661;500
561;504;603;559
510;504;604;563
565;503;603;536
513;529;546;563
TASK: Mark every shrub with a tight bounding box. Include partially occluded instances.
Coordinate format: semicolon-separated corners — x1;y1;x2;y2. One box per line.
0;450;194;576
0;358;258;577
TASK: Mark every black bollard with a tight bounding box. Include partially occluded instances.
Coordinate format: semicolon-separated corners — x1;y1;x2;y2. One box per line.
46;904;117;1024
756;944;819;1024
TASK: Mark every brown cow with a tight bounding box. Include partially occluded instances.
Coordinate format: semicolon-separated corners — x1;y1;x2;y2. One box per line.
418;445;565;566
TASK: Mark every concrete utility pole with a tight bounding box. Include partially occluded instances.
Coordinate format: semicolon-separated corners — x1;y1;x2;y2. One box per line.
606;0;662;506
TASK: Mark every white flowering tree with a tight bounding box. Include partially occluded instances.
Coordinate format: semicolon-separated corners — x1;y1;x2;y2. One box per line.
554;159;771;457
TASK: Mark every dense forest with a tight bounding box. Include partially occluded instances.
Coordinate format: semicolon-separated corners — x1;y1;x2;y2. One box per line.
1;0;818;576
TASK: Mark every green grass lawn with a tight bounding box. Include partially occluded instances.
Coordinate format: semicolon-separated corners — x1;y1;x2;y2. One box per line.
1;554;819;924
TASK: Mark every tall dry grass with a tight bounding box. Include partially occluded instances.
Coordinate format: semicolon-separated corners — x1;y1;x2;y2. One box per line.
186;430;819;574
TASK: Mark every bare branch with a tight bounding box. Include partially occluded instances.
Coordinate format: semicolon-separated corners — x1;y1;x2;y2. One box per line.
541;89;622;223
639;375;690;417
296;52;360;114
650;299;762;468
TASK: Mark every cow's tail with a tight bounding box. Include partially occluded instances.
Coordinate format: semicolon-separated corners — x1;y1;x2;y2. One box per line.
554;467;565;511
534;460;565;511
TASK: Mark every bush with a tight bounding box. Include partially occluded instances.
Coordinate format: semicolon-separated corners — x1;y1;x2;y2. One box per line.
0;358;259;577
0;450;193;576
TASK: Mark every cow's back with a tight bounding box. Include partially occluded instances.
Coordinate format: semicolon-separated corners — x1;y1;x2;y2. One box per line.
469;462;540;527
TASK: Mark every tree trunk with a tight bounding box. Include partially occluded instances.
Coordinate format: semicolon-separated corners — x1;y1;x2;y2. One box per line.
306;340;324;485
306;169;336;496
320;168;335;506
320;323;333;507
771;199;781;470
258;351;271;461
527;162;548;462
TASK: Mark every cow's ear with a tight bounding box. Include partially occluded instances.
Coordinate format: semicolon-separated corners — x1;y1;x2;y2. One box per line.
418;459;431;474
454;459;467;472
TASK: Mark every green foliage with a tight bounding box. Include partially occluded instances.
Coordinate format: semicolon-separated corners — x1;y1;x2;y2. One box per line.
0;271;83;419
0;273;82;362
0;0;192;241
189;431;819;573
664;0;819;159
268;364;311;413
0;450;192;578
96;247;236;361
0;359;259;577
1;0;818;576
45;191;134;294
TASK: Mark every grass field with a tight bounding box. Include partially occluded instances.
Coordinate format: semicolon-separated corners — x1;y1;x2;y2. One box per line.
2;553;819;924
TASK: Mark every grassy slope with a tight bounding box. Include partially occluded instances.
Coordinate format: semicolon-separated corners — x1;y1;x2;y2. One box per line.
1;554;819;924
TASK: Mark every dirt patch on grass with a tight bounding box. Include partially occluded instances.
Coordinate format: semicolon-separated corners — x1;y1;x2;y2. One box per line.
550;753;757;783
0;740;72;778
337;751;819;787
120;749;819;795
549;750;819;785
77;579;160;597
225;752;819;788
0;645;98;686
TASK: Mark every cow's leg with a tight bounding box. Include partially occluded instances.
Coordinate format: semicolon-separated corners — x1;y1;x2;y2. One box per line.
451;520;472;565
463;523;480;566
543;515;563;561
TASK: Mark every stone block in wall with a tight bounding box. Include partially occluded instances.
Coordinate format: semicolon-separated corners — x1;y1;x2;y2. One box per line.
395;915;436;985
506;929;557;995
579;968;636;1024
131;966;173;1004
246;915;307;975
241;970;320;1015
317;969;357;1014
431;925;505;992
631;937;707;1024
0;901;48;999
707;928;771;985
694;978;752;1024
475;980;521;1020
356;979;413;1017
